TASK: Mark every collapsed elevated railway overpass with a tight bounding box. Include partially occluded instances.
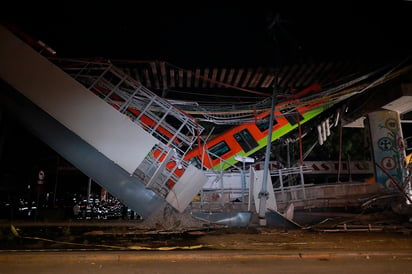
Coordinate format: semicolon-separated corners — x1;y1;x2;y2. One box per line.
0;24;411;226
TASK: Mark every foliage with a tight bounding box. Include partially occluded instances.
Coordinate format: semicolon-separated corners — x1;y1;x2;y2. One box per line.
302;126;370;161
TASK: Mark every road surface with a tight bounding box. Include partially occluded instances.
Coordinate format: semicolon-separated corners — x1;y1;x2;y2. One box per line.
0;250;411;274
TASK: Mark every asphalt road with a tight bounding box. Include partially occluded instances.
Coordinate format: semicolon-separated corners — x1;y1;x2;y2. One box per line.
0;250;411;274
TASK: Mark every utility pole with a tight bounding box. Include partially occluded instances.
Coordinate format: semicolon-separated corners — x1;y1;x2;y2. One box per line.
258;86;278;226
257;11;291;225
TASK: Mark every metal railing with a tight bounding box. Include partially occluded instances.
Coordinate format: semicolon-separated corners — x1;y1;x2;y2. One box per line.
191;157;313;213
51;58;204;197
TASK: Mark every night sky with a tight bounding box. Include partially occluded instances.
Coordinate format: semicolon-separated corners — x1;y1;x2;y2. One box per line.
1;1;411;67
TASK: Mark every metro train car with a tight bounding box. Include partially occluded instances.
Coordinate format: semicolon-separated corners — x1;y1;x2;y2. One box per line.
184;83;327;171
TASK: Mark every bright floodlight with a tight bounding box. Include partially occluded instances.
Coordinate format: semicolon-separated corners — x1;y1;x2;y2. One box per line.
234;155;255;163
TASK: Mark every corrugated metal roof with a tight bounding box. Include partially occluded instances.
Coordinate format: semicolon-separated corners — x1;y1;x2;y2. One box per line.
112;60;375;104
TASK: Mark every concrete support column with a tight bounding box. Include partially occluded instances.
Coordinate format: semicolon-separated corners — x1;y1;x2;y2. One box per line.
367;110;407;190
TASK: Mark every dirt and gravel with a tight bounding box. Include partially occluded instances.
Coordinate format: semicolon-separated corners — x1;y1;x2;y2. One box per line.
0;215;411;274
0;214;411;253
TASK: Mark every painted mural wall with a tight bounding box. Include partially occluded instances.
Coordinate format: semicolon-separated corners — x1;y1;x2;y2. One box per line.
367;110;407;190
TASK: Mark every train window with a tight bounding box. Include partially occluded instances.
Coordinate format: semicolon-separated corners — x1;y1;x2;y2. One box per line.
281;108;304;125
233;129;258;152
209;141;230;160
189;156;202;169
256;118;278;132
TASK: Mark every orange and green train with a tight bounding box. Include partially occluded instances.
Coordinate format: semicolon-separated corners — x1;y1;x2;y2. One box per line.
184;83;329;170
